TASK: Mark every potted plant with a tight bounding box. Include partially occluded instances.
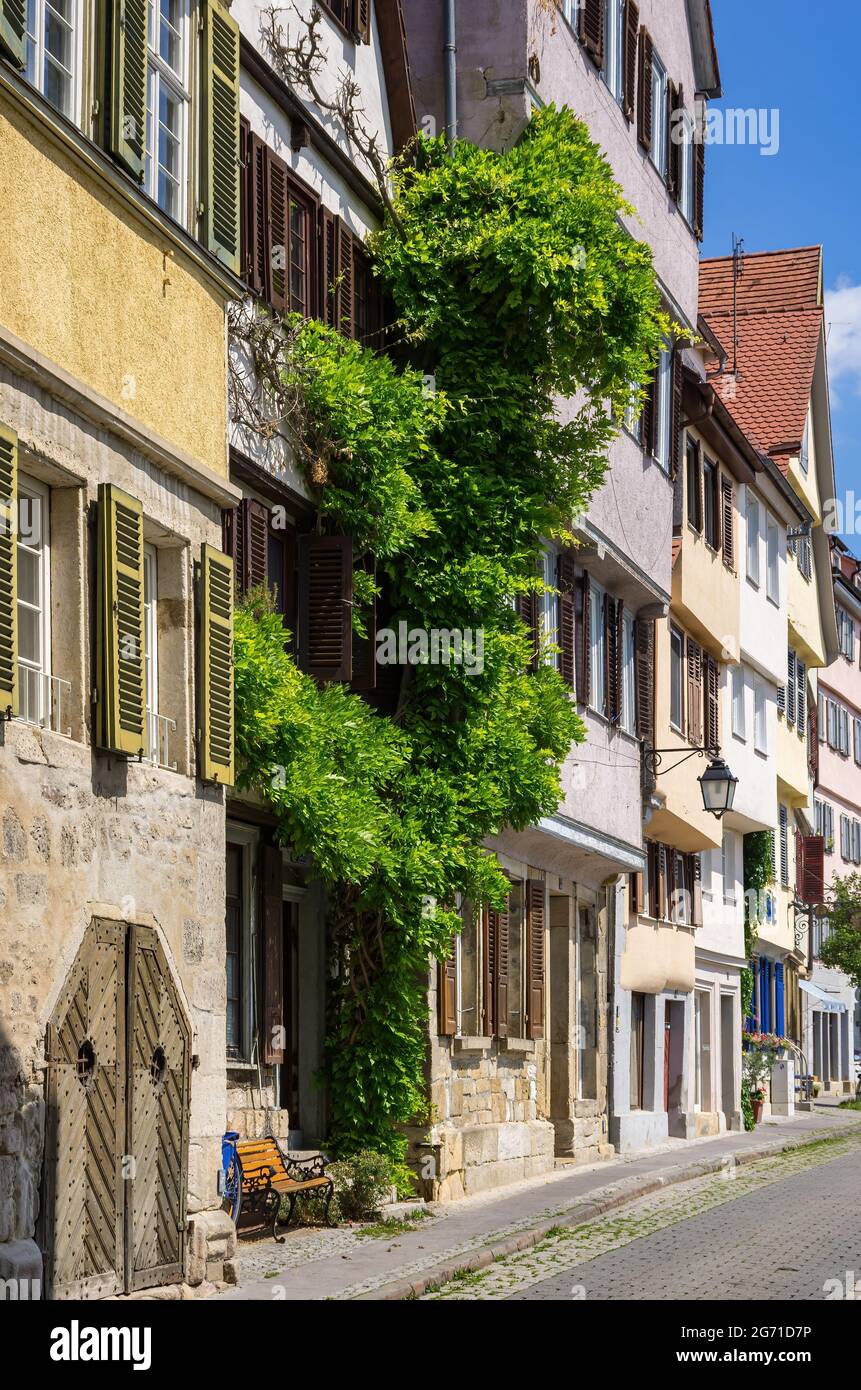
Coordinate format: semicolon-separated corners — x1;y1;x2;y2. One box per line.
743;1046;774;1124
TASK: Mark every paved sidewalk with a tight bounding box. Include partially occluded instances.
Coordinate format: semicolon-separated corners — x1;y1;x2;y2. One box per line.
212;1107;861;1301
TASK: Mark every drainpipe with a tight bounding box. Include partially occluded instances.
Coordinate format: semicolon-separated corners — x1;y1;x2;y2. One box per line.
444;0;457;148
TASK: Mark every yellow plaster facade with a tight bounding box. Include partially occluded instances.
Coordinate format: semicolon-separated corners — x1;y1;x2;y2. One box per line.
0;92;230;479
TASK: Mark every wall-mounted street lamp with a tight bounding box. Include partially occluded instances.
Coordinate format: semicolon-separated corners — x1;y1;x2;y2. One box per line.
644;746;739;820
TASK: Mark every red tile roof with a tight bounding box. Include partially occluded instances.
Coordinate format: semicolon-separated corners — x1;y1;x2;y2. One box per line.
699;248;824;470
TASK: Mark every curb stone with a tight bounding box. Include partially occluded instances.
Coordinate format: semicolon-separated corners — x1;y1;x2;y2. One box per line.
352;1123;861;1301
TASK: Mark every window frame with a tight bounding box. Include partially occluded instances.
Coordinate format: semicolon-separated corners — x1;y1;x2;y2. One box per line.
650;49;669;179
589;576;607;716
225;823;259;1064
24;0;83;128
16;472;52;728
731;662;746;742
621;608;636;734
145;0;192;228
143;541;159;744
541;542;561;673
602;0;625;103
669;624;684;733
702;457;719;550
654;339;673;473
679;108;695;227
766;513;779;605
746;489;760;587
754;678;768;755
686;437;702;532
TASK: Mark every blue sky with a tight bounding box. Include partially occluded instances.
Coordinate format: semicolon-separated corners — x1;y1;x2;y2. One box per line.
703;0;861;524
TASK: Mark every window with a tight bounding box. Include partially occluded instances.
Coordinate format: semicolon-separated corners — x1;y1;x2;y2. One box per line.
766;515;779;604
225;842;244;1058
669;625;684;731
703;458;719;549
145;0;190;223
679;110;696;227
541;544;560;672
654;340;673;472
686;438;702;531
722;830;737;904
602;0;624;102
673;851;688;923
650;51;668;178
630;992;646;1111
694;990;711;1111
731;663;745;740
838;607;856;662
16;475;51;726
746;491;760;585
841;813;851;862
799;414;810;475
143;542;158;745
25;0;80;123
754;679;768;755
816;799;834;852
576;901;599;1100
589;579;606;715
854;717;861;766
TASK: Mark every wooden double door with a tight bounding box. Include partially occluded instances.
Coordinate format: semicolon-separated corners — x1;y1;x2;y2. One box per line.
43;920;191;1299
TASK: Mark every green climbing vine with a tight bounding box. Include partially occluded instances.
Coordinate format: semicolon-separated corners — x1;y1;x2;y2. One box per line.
231;107;667;1170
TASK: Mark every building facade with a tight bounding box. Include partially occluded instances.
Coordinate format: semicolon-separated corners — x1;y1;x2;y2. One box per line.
403;0;721;1190
0;0;243;1294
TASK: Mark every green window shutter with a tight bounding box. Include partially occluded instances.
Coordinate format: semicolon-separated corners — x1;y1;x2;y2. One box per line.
201;0;241;272
0;0;26;67
97;483;146;756
109;0;148;180
0;424;19;716
198;543;234;785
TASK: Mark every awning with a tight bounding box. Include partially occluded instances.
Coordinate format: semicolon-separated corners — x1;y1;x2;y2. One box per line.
799;980;847;1014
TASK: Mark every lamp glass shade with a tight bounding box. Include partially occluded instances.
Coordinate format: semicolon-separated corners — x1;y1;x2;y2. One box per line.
698;758;738;818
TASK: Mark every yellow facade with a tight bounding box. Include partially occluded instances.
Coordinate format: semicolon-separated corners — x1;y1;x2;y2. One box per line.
0;93;229;479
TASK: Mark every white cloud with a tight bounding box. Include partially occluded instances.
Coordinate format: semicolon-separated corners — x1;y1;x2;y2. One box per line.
826;276;861;405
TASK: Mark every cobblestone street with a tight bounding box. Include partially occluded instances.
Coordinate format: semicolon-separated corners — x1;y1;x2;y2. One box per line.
423;1131;861;1301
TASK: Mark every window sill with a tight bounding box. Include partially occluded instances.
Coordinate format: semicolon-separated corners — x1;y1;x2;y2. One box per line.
501;1037;536;1054
453;1036;493;1055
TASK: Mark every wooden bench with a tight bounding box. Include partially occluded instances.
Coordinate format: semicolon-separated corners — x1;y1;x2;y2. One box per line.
233;1138;335;1241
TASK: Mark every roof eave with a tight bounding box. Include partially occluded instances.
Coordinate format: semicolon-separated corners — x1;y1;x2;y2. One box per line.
686;0;722;98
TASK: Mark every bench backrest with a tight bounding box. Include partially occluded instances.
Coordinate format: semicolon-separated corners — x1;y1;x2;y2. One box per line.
236;1138;288;1183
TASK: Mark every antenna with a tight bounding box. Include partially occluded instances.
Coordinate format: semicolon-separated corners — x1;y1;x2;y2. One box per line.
731;234;745;376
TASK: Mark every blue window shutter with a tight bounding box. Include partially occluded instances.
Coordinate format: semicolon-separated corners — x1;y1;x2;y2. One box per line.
760;959;772;1034
746;958;758;1031
775;962;785;1037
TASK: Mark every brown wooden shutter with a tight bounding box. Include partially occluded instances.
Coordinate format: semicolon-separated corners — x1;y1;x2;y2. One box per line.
267;151;290;313
576;572;592;702
629;871;644;916
356;0;371;43
249;133;269;297
658;846;668;922
516;589;540;673
297;534;354;682
260;843;284;1064
637;27;653;152
320;208;339;326
605;595;622;723
721;476;734;570
579;0;605;67
686;637;703;745
670;345;684;478
246;500;268;590
640;371;657;457
622;0;639;123
694;135;705;240
239;117;251;282
704;654;719;752
493;904;510;1039
666;81;679;197
438;956;457;1036
800;835;825;906
525;880;545;1041
338;218;356;337
482;908;496;1037
557;550;577;692
634;617;655;743
646;842;659;917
